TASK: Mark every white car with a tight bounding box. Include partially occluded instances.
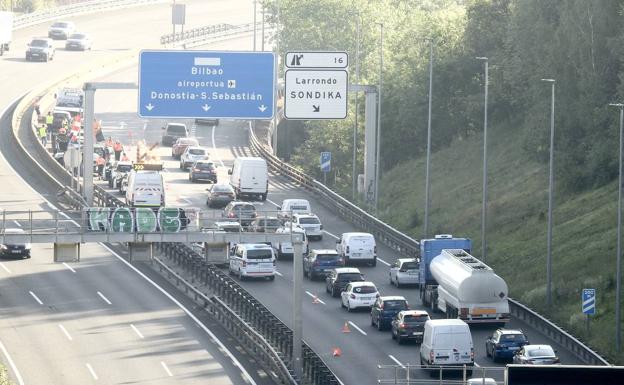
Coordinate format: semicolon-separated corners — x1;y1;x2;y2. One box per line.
48;21;75;40
284;213;322;240
65;33;91;50
389;258;421;287
180;146;208;170
341;281;379;312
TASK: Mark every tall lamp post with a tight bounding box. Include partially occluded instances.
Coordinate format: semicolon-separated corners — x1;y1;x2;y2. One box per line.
252;0;257;51
423;38;434;238
609;102;624;353
352;11;361;201
477;57;489;261
541;78;555;310
374;22;383;214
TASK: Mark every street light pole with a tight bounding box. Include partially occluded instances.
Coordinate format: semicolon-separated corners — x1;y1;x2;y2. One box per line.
261;2;265;51
541;78;556;310
609;102;624;353
252;0;257;51
477;57;489;261
352;11;361;201
423;38;434;239
374;22;383;214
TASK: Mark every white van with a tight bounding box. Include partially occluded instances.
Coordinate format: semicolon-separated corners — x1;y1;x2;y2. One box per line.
277;199;311;220
274;226;308;259
336;232;377;266
125;170;165;207
420;319;474;376
229;243;276;280
228;157;268;201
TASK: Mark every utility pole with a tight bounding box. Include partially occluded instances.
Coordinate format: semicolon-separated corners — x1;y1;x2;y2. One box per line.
252;0;257;51
374;22;383;214
541;78;556;310
477;57;489;261
352;11;361;201
423;39;434;239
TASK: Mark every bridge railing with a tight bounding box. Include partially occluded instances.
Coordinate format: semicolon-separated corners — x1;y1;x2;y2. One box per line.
160;22;265;49
247;124;611;367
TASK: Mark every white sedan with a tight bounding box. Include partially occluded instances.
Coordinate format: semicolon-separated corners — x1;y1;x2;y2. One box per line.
341;281;379;312
284;213;323;240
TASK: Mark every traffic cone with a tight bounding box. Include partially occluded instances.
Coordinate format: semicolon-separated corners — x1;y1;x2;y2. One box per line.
332;347;342;357
312;294;320;304
341;321;351;333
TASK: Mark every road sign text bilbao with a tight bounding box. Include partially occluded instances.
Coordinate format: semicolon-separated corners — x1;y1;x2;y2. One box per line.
138;50;275;119
284;69;348;120
87;207;193;233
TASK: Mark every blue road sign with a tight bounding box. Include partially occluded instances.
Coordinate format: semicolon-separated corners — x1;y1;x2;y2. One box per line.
320;151;331;173
582;288;596;315
138;50;275;119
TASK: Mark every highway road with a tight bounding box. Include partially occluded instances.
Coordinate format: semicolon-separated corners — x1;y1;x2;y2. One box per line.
0;2;275;384
85;59;585;384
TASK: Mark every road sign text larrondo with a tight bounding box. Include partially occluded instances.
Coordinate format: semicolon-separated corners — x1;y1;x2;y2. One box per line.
284;69;348;120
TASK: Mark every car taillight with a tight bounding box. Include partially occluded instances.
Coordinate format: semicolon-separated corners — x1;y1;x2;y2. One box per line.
399;322;405;328
193;168;200;172
320;224;323;230
374;245;377;254
379;303;384;309
553;358;560;364
346;246;350;253
429;351;434;362
273;260;276;266
460;308;469;318
470;348;474;361
228;213;235;218
242;261;247;267
350;294;356;299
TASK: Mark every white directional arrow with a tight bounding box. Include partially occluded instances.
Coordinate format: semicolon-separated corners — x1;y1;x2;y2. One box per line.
258;104;267;112
202;104;211;112
145;103;154;111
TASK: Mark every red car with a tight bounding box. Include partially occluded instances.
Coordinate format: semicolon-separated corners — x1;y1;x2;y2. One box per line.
171;137;199;159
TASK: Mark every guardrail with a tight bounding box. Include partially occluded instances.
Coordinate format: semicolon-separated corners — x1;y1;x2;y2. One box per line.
13;0;167;30
247;124;611;366
160;22;263;48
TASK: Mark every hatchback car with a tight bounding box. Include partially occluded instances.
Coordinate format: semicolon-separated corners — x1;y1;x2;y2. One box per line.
1;228;31;258
285;213;323;240
65;33;91;50
25;37;55;62
250;216;282;233
486;329;529;361
222;201;257;226
180;146;209;170
391;310;430;344
341;281;379;312
326;267;365;297
171;137;199;159
304;249;343;280
48;21;75;39
389;258;421;287
189;160;217;183
512;345;559;365
206;184;236;207
370;296;409;330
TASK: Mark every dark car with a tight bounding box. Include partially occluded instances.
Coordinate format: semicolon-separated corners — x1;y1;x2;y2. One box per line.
325;267;365;297
189;160;217;183
486;329;530;361
391;310;430;344
370;296;409;331
222;201;257;226
249;216;282;233
161;123;188;146
1;228;31;259
195;117;220;126
26;37;55;62
206;184;236;207
512;345;559;365
304;249;343;280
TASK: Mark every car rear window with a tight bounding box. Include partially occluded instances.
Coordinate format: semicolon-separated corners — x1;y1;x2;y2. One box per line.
402;262;419;270
246;250;273;259
167;125;186;134
213;185;233;192
259;219;281;227
70;34;85;39
299;217;320;224
316;254;340;261
117;165;132;172
403;314;429;322
31;40;48;47
196;163;214;170
291;205;308;211
235;204;256;212
189;149;205;155
383;300;407;309
501;334;527;343
528;347;555;357
338;273;364;282
353;286;376;294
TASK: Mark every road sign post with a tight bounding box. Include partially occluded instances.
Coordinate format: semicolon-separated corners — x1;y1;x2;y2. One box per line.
320;151;331;185
582;288;596;334
138;50;275;119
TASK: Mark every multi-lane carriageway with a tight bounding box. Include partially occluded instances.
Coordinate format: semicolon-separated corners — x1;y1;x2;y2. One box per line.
0;1;589;384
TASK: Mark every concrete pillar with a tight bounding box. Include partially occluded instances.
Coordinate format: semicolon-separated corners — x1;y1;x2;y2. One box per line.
54;243;80;262
129;242;153;262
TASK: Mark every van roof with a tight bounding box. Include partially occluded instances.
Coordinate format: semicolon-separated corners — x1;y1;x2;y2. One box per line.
236;156;264;161
426;319;468;327
240;243;273;249
343;232;374;239
283;199;309;204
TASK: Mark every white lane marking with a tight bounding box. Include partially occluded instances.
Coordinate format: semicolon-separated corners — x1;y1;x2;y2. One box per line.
60;211;71;219
388;354;405;368
86;363;99;380
348;321;367;336
305;291;326;305
58;324;73;341
130;324;144;339
0;263;11;274
100;244;258;385
322;230;339;239
46;202;58;210
161;361;173;377
211;125;225;168
12;220;21;227
474;362;481;368
377;258;390;266
0;339;25;385
274;271;283;277
97;291;112;305
63;262;76;273
265;198;279;207
29;290;43;305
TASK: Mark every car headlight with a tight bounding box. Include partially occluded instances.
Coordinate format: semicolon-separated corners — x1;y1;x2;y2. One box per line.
0;245;7;250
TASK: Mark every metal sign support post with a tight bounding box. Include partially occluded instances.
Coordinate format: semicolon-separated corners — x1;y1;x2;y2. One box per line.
292;238;303;382
83;82;138;206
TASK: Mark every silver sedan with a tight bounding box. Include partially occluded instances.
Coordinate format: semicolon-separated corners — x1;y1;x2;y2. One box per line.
389;258;421;287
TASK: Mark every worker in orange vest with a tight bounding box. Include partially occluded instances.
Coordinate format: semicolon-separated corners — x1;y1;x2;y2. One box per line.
96;156;106;178
113;141;123;161
121;152;129;162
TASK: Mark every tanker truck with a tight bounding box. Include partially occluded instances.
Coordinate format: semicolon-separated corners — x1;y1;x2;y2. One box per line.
419;235;510;324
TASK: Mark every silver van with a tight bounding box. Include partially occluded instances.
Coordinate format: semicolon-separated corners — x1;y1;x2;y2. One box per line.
229;243;276;280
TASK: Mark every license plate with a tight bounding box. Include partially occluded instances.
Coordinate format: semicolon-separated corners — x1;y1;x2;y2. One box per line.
412;332;423;336
408;271;417;275
352;253;361;257
11;250;21;254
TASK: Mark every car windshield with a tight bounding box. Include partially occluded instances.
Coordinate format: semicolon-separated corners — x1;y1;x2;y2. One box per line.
299;217;320;224
30;40;48;47
338;273;363;281
213;185;232;192
246;249;273;259
383;300;407;309
403;314;429;323
117;165;132;172
69;34;85;39
196;163;214;170
291;205;308;211
401;262;419;270
528;347;555;357
189;149;205;155
501;334;527;343
52;22;69;28
316;254;339;261
167;125;186;134
352;285;376;294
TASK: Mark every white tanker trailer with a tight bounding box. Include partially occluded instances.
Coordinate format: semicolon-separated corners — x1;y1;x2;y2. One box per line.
429;249;510;324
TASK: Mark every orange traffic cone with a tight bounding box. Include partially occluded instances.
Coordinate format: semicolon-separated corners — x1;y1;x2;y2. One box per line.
312;294;320;304
332;347;342;357
341;321;351;333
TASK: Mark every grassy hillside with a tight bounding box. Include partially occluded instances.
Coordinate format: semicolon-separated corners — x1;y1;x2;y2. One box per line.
378;125;623;363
